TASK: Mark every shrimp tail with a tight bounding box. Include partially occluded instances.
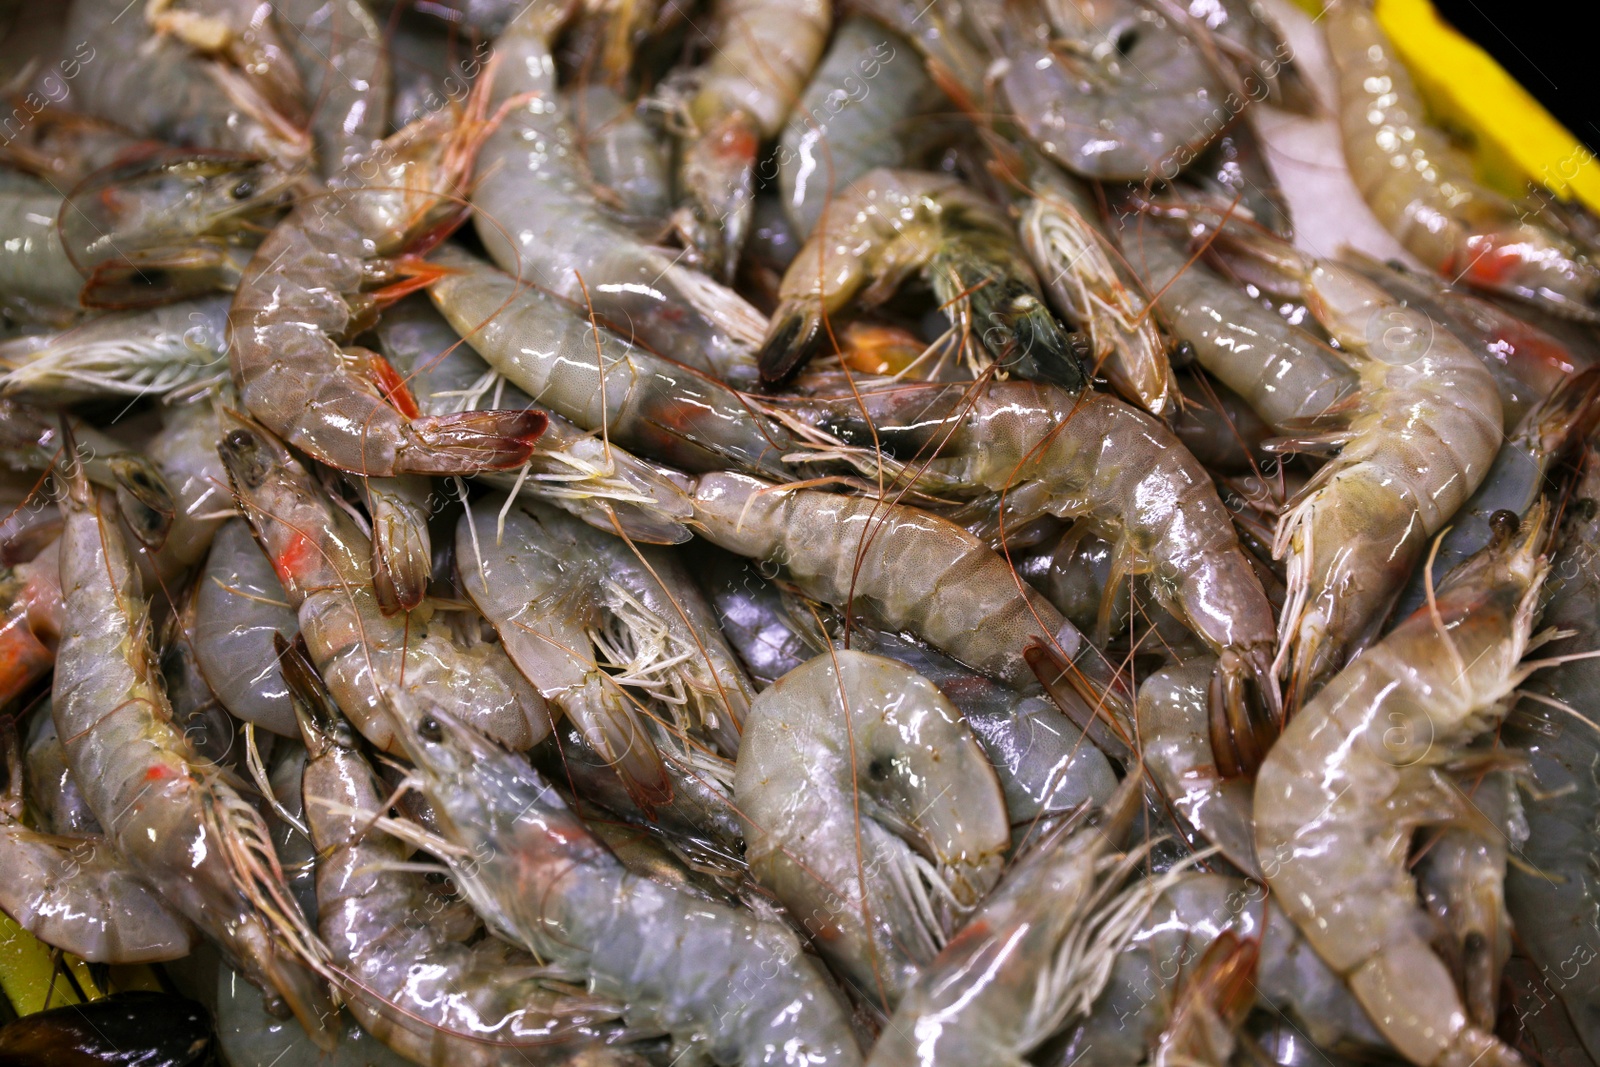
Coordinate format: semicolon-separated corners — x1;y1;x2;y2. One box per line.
758;305;827;386
1209;649;1280;778
397;409;549;474
1024;640;1137;767
569;680;675;812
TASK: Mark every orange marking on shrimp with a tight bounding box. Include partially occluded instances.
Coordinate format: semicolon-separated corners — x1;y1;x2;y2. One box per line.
368;352;422;419
274;528;317;582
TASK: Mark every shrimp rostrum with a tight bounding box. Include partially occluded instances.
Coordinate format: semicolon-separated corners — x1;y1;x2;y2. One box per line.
229;87;547;477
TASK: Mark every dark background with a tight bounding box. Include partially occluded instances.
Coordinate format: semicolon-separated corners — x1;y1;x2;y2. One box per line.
1433;0;1597;153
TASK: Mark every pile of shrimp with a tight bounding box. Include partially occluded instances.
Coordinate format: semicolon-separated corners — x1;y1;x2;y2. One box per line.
3;1;1600;1065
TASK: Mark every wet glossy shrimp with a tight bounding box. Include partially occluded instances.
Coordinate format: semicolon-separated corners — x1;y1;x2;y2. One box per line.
569;85;671;224
217;422;551;754
428;247;797;478
274;0;391;175
389;703;864;1067
673;0;831;279
736;649;1010;1007
0;296;229;401
228;102;548;477
50;455;334;1042
1136;656;1261;878
1058;873;1384;1067
1267;258;1502;695
992;0;1238;181
1414;772;1519;1031
696;549;1118;834
1120;225;1357;433
192;517;301;737
1325;2;1600;318
1254;504;1550;1067
757;168;1087;389
1;721;199;964
0;397;178;552
287;639;644;1066
1021;165;1174;416
356;474;435;614
689;471;1110;701
459;497;753;821
470;4;768;385
65;0;308;164
375;295;695;545
143;0;308;129
1391;366;1600;622
774;18;931;240
865;776;1168;1067
792;379;1280;731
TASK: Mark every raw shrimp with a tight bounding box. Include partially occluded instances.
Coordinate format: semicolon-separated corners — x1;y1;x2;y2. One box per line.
143;0;308;129
359;474;435;614
757;168;1087;389
1057;873;1384;1067
0;723;198;963
273;0;391;175
388;703;864;1067
865;777;1167;1067
696;550;1118;832
774;18;931;239
470;5;768;385
1253;503;1549;1067
142;395;234;579
1136;657;1261;877
1503;452;1600;1062
217;421;551;753
1267;259;1502;695
674;0;831;279
688;471;1106;698
792;379;1279;730
1345;250;1581;431
57;150;301;308
1325;2;1600;318
569;85;671;223
1391;366;1600;621
428;247;797;478
375;295;696;544
735;650;1010;1007
192;518;300;736
50;458;334;1042
287;638;642;1065
1021;165;1174;416
0;296;229;401
228;103;548;477
1170;374;1271;475
0;398;178;551
63;0;310;173
1120;225;1356;432
992;0;1237;181
1414;772;1519;1031
458;497;752;822
0;170;98;314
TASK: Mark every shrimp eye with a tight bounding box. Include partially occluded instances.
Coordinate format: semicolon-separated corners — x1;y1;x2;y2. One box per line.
1575;498;1599;522
867;757;891;781
1488;509;1520;544
221;429;270;488
231;179;256;200
418;715;443;742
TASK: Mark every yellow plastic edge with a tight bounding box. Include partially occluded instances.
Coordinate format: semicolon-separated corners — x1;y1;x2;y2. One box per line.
1290;0;1600;210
